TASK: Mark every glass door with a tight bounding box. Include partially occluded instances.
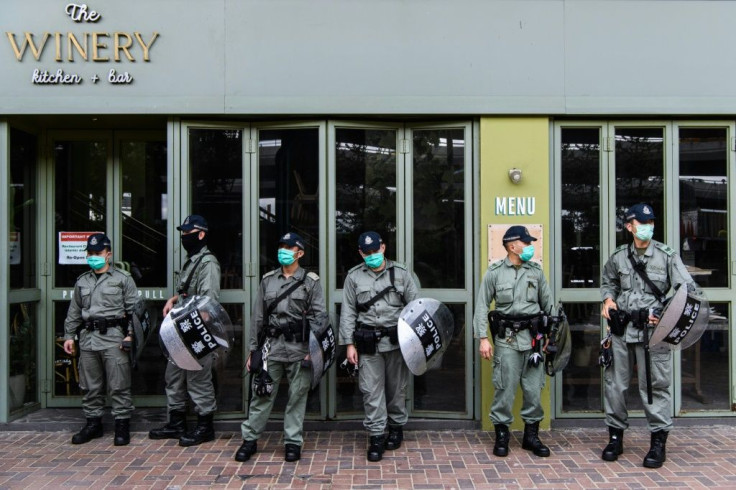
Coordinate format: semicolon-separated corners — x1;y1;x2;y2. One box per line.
254;122;326;418
4;126;41;420
45;130;168;407
554;121;736;419
329;121;475;420
181;124;249;415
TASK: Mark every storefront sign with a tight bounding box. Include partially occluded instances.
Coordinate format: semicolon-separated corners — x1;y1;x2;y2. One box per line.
59;231;100;264
495;196;536;216
9;232;21;265
5;3;159;86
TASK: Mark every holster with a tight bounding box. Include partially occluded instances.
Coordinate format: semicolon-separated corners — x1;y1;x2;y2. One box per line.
354;326;378;355
487;311;504;340
607;309;631;336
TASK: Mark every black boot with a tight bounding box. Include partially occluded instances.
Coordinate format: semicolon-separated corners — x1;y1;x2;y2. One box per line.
114;418;131;446
493;424;510;457
179;413;215;447
149;410;187;440
285;443;301;462
367;435;385;462
601;427;624;462
643;430;668;468
522;421;551;457
71;417;103;445
385;426;403;451
234;440;258;462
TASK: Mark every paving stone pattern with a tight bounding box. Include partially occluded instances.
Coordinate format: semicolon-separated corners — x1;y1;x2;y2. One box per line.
1;426;736;489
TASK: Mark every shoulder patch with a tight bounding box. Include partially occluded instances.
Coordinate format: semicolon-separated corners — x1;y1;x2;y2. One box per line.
307;271;320;281
489;260;503;270
613;244;628;254
526;261;542;270
654;242;675;256
262;269;278;279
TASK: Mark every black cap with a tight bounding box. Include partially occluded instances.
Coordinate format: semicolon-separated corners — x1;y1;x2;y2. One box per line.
177;215;208;232
625;203;656;222
279;232;305;250
502;225;537;243
358;231;382;253
86;233;111;252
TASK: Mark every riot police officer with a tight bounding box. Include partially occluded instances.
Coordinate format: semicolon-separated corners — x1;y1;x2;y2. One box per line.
63;233;139;446
339;231;419;462
600;203;696;468
234;232;326;463
149;214;221;446
473;225;554;458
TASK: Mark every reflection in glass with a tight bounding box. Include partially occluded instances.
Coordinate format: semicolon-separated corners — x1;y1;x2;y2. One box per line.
8;303;37;411
217;304;244;413
413;304;466;412
54;140;108;288
335;128;397;288
334;303;364;414
121;140;167;287
189;129;243;290
680;303;729;411
678;128;729;288
54;301;79;397
614;128;664;247
9;129;37;289
561;303;602;413
560;128;601;288
258;128;320;277
412;130;465;289
130;301;166;396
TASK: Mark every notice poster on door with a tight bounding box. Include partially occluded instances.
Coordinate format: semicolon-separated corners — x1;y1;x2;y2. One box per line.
9;232;20;265
487;224;543;266
59;231;101;264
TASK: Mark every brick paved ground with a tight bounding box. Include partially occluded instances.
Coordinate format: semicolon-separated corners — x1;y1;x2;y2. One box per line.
1;425;736;489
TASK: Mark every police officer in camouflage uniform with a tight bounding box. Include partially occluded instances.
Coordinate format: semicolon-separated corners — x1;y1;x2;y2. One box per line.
234;232;326;463
63;233;139;446
600;203;696;468
149;215;221;447
473;225;554;458
340;231;419;462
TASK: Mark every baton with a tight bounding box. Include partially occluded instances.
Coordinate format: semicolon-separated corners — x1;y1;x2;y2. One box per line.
643;320;653;405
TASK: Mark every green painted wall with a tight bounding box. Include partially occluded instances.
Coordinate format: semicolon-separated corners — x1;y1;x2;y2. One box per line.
478;117;552;431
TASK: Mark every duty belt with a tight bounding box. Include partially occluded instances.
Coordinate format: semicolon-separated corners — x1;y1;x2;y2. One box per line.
83;317;125;335
357;323;398;344
488;311;545;340
266;322;306;343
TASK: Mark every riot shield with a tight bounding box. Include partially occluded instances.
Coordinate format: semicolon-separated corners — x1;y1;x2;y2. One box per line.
308;312;336;390
159;295;232;371
544;305;571;376
397;298;454;376
649;286;710;351
130;296;152;369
